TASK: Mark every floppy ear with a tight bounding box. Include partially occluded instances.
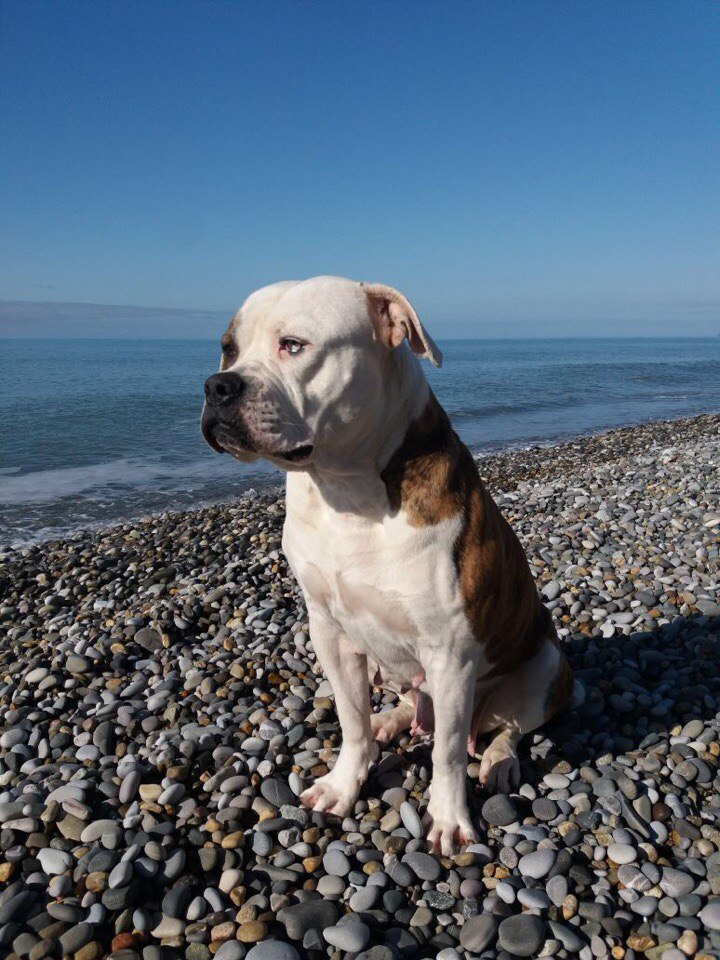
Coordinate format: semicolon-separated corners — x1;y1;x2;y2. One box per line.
362;282;443;368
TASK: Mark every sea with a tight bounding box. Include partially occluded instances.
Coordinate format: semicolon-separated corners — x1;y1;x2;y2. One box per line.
1;337;719;547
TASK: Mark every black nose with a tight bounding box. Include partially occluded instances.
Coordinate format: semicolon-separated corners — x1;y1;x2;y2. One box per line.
204;372;245;406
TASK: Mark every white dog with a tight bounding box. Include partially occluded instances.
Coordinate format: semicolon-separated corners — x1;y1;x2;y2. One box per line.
201;276;572;854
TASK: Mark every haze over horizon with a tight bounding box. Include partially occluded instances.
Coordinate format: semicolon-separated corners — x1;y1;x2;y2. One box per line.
1;297;718;341
2;2;719;338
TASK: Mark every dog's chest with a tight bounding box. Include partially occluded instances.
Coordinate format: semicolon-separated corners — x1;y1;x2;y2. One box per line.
282;486;465;675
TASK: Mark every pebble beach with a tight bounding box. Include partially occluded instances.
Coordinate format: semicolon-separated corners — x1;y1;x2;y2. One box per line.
1;412;719;960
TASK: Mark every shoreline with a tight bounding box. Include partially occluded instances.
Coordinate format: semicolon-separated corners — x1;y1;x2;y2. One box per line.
0;412;719;958
3;408;718;557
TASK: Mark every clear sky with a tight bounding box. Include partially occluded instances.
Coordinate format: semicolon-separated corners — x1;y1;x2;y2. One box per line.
1;1;719;338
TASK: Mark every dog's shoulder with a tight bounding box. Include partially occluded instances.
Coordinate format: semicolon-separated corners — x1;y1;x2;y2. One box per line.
382;393;546;668
380;390;476;526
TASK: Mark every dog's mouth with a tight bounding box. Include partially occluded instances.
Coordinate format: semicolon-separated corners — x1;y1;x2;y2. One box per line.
203;417;314;466
279;443;314;463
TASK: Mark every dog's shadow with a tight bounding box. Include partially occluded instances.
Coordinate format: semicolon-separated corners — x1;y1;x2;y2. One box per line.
366;613;720;798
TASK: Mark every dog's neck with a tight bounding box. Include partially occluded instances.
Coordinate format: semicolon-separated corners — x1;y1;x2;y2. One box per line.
288;349;431;517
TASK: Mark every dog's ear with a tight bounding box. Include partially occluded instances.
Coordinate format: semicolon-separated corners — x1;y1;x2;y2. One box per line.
362;283;442;368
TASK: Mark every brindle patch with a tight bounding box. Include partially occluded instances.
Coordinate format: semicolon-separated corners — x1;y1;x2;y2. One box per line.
382;393;562;675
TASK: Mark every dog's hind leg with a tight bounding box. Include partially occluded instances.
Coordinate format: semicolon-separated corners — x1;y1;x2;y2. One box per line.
371;700;414;745
471;635;572;794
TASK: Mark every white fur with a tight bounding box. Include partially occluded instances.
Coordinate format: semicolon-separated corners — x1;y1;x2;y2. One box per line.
283;476;483;850
203;276;552;854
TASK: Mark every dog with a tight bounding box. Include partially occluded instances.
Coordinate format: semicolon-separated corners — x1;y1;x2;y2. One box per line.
201;276;573;854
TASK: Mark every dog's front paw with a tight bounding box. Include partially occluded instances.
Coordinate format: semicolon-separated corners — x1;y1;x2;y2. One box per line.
422;801;478;856
299;773;359;817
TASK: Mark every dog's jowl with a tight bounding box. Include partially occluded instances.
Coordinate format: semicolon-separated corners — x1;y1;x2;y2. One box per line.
202;276;572;854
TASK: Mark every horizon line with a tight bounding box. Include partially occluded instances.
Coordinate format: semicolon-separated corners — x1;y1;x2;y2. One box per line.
2;334;719;343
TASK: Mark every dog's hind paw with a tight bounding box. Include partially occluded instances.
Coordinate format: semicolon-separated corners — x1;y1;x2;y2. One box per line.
478;745;520;794
299;774;358;817
370;702;413;745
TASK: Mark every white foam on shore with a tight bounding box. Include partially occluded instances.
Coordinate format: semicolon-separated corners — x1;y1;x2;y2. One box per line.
0;455;278;504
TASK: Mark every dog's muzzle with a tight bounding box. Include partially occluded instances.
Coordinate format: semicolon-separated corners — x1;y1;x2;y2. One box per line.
201;372;314;464
201;372;248;453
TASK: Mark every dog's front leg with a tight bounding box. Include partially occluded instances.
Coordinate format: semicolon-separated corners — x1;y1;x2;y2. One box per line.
299;604;372;817
421;643;480;855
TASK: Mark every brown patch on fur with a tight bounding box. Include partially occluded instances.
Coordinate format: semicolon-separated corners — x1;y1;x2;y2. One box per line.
382;393;557;675
381;394;462;525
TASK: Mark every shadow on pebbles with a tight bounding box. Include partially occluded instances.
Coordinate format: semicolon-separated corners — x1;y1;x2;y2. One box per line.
0;413;719;960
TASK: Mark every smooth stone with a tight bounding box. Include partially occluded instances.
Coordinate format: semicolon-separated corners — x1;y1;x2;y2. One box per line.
81;820;121;844
402;851;440;882
459;914;498;952
322;849;351;877
517;888;551;910
277;901;338;940
349;886;380;912
316;875;345;897
119;771;141;804
659;868;695;898
607;843;637;864
497;914;546;957
245;944;299;960
548;920;585;952
699;901;720;931
481;794;518;827
260;779;295;808
546;875;568;907
151;916;185;939
519;849;556;879
58;924;93;955
214;944;246;960
324;921;370;952
37;848;72;875
399;802;422;839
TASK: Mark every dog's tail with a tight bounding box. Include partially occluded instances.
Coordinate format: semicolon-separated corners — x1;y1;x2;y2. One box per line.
569;677;586;710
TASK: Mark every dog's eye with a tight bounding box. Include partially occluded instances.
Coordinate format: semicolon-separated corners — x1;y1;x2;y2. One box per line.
220;339;238;364
279;337;305;356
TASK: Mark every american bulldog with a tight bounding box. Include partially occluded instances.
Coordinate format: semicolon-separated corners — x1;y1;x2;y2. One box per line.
201;276;573;854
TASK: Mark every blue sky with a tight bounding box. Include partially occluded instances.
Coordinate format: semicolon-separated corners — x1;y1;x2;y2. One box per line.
1;1;719;338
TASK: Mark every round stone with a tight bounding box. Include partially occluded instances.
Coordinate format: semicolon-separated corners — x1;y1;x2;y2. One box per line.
37;848;73;875
214;944;246;960
498;914;546;957
260;778;295;808
459;914;498;952
532;798;559;821
349;886;380;912
607;843;637;865
322;849;351;877
316;875;345;897
481;794;518;826
518;849;556;879
246;944;300;960
324;921;371;952
699;901;720;931
402;851;441;881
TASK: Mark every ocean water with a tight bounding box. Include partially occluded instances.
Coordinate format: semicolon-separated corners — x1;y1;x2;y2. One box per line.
1;337;719;546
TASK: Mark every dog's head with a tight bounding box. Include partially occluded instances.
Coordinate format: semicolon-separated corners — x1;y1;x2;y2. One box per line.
200;276;441;471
